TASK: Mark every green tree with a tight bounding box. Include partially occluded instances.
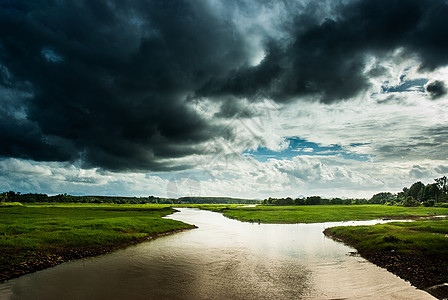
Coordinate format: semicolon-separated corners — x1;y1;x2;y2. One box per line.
331;198;343;205
294;197;306;205
370;192;393;204
7;191;16;202
408;181;425;201
435;176;447;193
419;183;438;204
435;176;448;202
403;196;419;207
306;196;322;205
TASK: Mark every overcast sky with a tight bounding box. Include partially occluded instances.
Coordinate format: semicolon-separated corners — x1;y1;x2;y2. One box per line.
1;0;448;199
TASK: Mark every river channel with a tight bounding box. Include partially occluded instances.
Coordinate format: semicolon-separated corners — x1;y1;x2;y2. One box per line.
0;208;435;299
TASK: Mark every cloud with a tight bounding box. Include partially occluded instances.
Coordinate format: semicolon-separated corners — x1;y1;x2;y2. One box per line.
435;165;448;174
409;165;429;179
199;0;448;104
0;0;253;171
0;158;169;196
426;80;447;99
0;158;52;176
1;0;448;175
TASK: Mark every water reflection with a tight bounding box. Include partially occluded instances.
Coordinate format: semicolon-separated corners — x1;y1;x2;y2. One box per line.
0;208;435;299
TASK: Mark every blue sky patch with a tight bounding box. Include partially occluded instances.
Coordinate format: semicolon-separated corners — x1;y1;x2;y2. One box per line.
382;78;428;93
243;137;371;162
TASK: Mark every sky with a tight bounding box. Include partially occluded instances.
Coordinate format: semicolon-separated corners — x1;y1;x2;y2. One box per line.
1;0;448;199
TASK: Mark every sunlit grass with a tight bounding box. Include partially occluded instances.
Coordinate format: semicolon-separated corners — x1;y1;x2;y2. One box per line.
199;205;448;223
325;220;448;257
0;202;23;207
0;204;193;273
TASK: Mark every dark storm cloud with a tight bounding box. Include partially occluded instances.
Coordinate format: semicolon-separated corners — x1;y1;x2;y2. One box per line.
199;0;448;103
214;97;257;119
0;112;76;162
426;80;447;99
0;0;249;171
2;0;448;171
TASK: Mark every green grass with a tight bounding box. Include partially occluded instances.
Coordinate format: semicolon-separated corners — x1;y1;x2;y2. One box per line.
0;204;194;273
199;205;448;223
325;220;448;256
324;219;448;288
0;202;23;207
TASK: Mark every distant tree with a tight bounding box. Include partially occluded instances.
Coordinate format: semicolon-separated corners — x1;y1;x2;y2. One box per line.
435;176;447;193
294;197;305;205
306;196;322;205
423;199;435;207
7;191;16;202
402;187;409;196
319;198;330;205
273;197;294;205
331;198;343;205
408;181;425;201
435;176;448;202
351;198;369;205
403;196;420;207
370;192;393;204
419;183;438;204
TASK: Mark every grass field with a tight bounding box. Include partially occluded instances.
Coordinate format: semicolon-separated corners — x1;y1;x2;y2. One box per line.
0;203;194;280
325;219;448;256
200;204;448;223
324;219;448;289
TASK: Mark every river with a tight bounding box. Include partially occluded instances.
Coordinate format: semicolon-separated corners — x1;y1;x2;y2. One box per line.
0;208;435;299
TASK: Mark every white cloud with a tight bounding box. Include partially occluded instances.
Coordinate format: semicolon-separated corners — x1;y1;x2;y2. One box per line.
0;159;52;176
0;158;169;197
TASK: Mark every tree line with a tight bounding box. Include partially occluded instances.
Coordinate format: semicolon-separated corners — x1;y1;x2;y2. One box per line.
262;196;369;206
2;176;446;207
0;192;166;204
177;197;260;204
370;176;448;207
263;176;448;207
0;192;260;205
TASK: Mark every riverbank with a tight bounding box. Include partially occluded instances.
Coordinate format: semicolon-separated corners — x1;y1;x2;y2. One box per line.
324;220;448;299
0;204;196;282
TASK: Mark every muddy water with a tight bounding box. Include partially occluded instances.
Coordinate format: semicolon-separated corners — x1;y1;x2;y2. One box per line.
0;208;435;299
